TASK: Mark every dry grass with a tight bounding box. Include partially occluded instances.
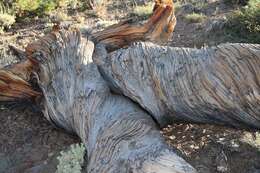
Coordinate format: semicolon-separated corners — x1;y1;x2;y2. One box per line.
184;12;207;23
0;3;15;32
240;132;260;150
131;2;154;20
85;0;108;19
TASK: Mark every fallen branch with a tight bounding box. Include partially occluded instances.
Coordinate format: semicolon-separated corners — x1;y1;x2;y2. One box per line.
92;0;176;51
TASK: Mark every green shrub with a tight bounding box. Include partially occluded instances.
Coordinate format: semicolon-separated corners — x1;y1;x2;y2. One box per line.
184;12;207;23
0;13;15;28
223;0;250;5
56;0;72;8
226;0;260;43
130;2;153;20
15;0;80;17
56;0;81;9
174;0;208;9
40;0;57;14
174;1;182;13
15;0;54;17
15;0;41;12
0;3;16;31
56;143;85;173
13;0;89;18
240;132;260;150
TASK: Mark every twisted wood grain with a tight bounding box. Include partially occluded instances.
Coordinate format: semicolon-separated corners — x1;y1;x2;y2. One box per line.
94;42;260;129
25;30;196;173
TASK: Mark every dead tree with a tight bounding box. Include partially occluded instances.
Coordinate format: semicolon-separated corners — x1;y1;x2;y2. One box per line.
0;30;196;173
0;0;259;172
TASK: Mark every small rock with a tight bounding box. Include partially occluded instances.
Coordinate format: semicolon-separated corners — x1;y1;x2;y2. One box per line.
169;135;176;140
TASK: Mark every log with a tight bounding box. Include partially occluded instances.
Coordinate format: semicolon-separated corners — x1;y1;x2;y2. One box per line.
1;30;259;172
21;30;195;173
0;0;259;172
94;42;260;129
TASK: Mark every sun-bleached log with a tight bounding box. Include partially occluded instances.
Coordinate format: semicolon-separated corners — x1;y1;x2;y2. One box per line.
0;24;259;173
0;0;259;171
94;42;260;129
20;30;195;173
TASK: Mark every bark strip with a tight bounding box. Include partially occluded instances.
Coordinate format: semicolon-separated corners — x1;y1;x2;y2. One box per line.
0;58;41;102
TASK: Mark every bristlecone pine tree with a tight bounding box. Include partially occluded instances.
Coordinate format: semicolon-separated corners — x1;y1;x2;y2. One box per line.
0;0;259;172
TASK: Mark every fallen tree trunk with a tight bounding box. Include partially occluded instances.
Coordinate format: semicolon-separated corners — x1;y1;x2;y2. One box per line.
0;30;259;172
10;30;195;173
0;0;259;172
94;42;260;129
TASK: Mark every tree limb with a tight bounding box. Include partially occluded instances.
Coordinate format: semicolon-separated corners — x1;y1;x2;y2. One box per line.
92;0;176;51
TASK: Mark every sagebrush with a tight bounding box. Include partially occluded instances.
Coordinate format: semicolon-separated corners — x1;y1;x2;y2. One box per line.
56;143;85;173
0;3;15;32
226;0;260;43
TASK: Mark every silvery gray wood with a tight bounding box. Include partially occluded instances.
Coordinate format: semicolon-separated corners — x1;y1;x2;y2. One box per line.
31;30;196;173
94;42;260;129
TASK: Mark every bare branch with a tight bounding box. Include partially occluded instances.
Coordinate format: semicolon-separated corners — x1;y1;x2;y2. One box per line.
92;0;176;51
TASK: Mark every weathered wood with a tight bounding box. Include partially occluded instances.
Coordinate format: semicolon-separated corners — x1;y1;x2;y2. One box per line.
0;58;41;102
92;0;176;51
0;70;40;102
0;0;177;103
26;30;196;173
0;1;258;171
94;42;260;129
0;27;259;173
